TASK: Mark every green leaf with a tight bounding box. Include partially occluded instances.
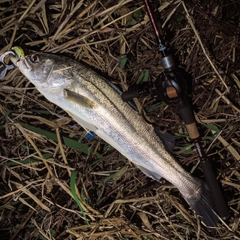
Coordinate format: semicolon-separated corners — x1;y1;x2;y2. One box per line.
137;69;149;84
119;56;128;69
18;122;102;158
205;136;215;141
147;102;166;113
174;144;193;154
132;9;143;21
102;172;118;184
203;123;221;134
70;170;89;225
0;110;12;121
176;14;185;22
127;8;144;26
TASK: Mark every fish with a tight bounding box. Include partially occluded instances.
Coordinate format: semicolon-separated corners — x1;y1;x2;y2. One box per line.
10;47;218;226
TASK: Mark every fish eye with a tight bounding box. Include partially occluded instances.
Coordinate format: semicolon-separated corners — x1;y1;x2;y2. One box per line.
30;54;39;63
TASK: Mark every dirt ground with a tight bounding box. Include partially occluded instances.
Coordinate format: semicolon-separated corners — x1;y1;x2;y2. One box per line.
0;0;240;239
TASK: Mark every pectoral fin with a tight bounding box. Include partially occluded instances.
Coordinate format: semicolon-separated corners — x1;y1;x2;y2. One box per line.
63;89;98;109
66;110;98;133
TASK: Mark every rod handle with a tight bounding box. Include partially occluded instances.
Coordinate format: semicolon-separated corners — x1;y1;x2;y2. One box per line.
200;160;230;220
179;106;230;220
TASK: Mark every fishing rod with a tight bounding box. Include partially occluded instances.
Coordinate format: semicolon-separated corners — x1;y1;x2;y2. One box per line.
122;0;230;222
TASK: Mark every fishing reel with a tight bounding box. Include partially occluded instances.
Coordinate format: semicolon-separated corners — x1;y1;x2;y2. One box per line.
122;55;184;104
121;54;194;125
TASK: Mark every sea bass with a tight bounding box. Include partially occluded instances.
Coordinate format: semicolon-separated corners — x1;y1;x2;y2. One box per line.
10;48;218;226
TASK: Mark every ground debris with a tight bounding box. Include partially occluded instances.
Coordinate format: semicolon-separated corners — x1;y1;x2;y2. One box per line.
0;0;240;239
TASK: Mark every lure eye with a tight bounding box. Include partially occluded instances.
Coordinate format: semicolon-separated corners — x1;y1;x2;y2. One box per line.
30;54;39;63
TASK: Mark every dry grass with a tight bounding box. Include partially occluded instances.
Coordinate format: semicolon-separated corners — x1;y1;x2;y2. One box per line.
0;0;240;239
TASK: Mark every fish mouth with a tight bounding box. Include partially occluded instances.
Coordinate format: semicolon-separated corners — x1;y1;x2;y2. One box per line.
20;56;32;71
9;53;20;66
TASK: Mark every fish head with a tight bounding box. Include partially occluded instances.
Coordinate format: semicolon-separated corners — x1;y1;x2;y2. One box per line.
10;47;73;91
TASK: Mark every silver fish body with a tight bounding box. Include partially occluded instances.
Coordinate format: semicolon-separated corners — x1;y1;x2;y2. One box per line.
10;50;218;226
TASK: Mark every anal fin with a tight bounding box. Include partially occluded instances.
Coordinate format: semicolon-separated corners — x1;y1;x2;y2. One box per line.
66;110;98;133
137;165;162;181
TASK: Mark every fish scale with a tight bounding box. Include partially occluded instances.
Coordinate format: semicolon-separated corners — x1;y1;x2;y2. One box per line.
10;48;219;226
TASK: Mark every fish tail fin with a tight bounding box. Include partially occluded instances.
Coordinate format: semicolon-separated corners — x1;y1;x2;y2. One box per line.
185;183;219;227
